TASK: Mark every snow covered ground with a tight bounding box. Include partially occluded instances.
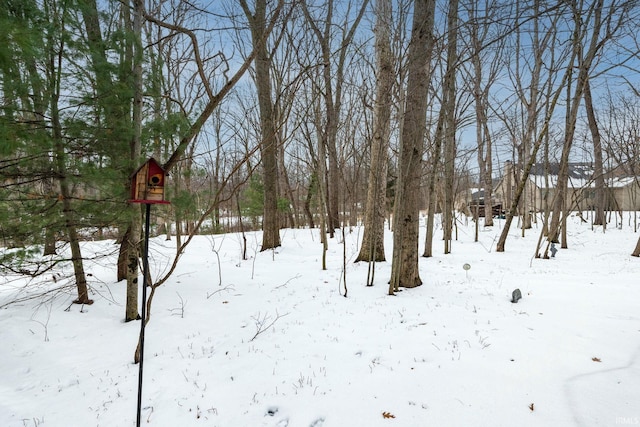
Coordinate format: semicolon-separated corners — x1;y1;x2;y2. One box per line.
1;213;639;427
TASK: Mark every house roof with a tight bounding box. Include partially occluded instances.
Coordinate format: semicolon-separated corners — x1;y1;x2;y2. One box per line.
606;176;640;188
529;162;594;180
525;162;639;189
526;163;592;189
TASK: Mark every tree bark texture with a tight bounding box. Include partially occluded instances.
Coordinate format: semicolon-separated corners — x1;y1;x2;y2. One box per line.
632;235;640;257
584;78;606;226
356;0;393;263
53;109;92;305
389;0;435;293
442;0;458;254
243;0;281;251
548;0;606;247
423;101;445;258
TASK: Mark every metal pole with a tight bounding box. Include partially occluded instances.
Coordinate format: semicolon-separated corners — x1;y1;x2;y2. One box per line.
136;203;151;427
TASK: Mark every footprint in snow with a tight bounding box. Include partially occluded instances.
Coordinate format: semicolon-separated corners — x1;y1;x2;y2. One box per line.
265;406;289;427
265;405;323;427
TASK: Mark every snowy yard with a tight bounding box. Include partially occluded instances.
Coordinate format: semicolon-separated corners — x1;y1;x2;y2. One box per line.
1;214;639;427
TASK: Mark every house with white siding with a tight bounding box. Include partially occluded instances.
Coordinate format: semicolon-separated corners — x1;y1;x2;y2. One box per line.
493;161;640;213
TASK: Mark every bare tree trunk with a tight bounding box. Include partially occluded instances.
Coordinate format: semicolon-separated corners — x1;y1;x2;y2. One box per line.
173;168;182;248
471;71;497;228
80;0;140;319
389;0;435;293
548;77;575;246
316;118;329;270
51;95;91;304
519;137;532;232
496;74;571;252
442;0;458;255
303;0;337;235
183;145;196;236
482;138;494;227
278;142;296;228
43;176;58;255
516;0;541;233
423;110;445;258
117;226;130;281
548;0;607;248
462;0;506;230
301;0;369;236
496;0;566;252
356;0;392;264
241;0;281;251
47;10;92;305
497;151;541;252
304;172;317;229
632;235;640;257
124;0;144;321
584;78;606;227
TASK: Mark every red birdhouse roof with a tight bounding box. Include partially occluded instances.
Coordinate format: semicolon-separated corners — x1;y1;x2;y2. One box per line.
129;157;170;204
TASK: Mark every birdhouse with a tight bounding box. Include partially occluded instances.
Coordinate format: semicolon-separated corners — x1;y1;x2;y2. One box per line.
130;158;170;204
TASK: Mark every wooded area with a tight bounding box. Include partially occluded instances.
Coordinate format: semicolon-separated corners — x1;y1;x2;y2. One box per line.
2;0;640;310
